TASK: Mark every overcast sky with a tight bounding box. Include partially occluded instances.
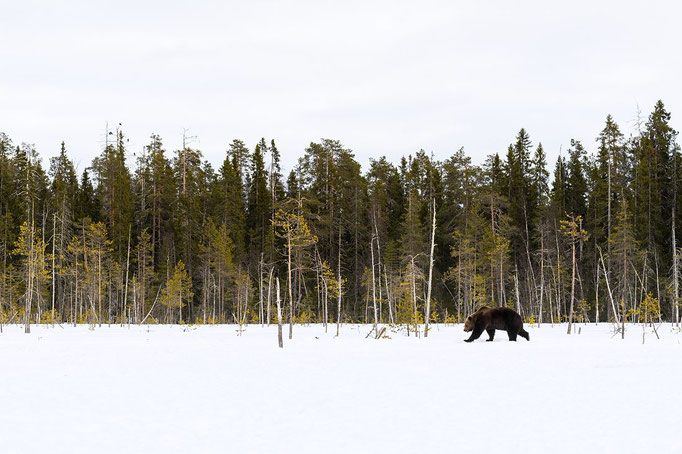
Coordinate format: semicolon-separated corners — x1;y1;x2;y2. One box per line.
1;0;680;174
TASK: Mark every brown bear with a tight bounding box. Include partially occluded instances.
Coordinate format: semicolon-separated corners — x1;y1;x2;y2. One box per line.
463;306;530;342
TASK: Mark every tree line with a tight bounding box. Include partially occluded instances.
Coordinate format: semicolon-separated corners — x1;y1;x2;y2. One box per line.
1;100;680;333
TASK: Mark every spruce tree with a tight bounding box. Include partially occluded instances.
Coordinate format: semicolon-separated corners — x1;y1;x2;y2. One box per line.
92;130;133;262
216;150;246;262
246;141;272;265
566;139;588;219
49;142;79;316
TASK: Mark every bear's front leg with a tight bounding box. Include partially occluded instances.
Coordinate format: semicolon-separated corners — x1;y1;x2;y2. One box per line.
464;326;484;342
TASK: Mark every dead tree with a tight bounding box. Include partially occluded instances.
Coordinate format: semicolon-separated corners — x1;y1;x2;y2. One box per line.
424;199;436;337
276;277;283;348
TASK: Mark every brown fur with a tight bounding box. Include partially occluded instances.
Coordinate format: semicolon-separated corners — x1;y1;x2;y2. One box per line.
463;306;529;342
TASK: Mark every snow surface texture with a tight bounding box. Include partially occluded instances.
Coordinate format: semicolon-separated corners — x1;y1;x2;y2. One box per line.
1;323;680;454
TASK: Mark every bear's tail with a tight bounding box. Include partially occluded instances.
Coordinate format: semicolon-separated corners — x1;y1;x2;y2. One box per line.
518;328;530;341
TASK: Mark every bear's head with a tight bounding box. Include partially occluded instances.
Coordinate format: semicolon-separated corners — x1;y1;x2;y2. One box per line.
463;315;475;332
464;306;490;331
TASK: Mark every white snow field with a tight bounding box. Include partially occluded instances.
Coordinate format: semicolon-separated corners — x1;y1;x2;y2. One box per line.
1;322;680;454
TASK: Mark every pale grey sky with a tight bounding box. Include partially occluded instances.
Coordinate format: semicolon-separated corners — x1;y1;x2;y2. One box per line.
1;0;679;173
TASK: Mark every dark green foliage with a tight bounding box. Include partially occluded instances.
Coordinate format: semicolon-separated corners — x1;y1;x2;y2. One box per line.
1;99;680;324
213;146;247;261
566;139;588;219
76;168;100;223
246;141;272;264
92;130;134;261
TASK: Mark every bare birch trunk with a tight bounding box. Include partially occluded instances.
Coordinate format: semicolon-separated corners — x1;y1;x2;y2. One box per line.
595;263;599;324
424;199;436;337
276;277;283;348
598;247;619;325
287;234;293;339
323;278;328;333
267;267;273;326
51;213;56;320
539;232;544;324
490;196;496;304
336;226;342;337
122;225;131;327
384;270;394;325
554;220;562;320
98;252;102;327
370;236;378;336
411;256;419;337
259;254;264;327
25;222;34;334
607;145;612;321
373;218;383;323
672;160;679;326
567;239;576;334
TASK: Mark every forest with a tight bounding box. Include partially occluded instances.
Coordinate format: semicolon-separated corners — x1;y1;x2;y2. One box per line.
0;100;680;333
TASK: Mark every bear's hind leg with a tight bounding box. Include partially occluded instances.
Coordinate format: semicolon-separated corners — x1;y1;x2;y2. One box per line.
518;328;530;341
486;328;495;341
507;328;518;341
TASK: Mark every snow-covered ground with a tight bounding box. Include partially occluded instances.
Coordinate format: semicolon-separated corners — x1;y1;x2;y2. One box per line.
1;322;680;454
